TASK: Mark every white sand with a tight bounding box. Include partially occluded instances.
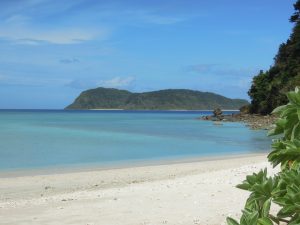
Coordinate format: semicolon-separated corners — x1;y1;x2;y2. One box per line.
0;154;277;225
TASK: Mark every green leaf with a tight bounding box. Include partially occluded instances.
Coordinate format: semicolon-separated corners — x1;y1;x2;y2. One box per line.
271;105;286;115
278;205;297;217
258;217;273;225
292;122;300;140
226;217;239;225
268;128;283;136
281;106;297;117
248;211;259;225
297;108;300;121
236;183;250;190
262;198;272;217
290;160;300;169
287;91;300;106
246;174;257;185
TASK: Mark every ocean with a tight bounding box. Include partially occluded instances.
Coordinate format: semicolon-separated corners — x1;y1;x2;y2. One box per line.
0;110;271;171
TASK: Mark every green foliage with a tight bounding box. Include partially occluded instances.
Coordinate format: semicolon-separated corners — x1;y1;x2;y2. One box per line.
227;87;300;225
237;169;277;214
65;87;248;110
226;210;273;225
273;169;300;223
267;87;300;169
248;0;300;115
268;140;300;169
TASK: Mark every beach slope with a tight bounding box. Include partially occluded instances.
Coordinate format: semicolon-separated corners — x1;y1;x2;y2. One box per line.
0;154;277;225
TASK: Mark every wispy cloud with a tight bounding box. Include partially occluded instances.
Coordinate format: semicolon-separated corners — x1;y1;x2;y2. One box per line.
0;74;70;87
0;0;86;19
115;9;190;26
186;64;217;73
66;80;94;89
5;14;31;25
100;76;135;88
0;0;190;46
0;2;109;45
186;63;259;77
67;76;135;89
60;58;80;64
0;25;107;45
139;13;187;25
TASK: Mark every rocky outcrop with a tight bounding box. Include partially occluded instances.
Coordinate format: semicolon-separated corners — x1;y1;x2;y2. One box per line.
200;110;277;130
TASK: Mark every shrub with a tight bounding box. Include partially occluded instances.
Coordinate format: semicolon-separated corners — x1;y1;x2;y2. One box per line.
227;87;300;225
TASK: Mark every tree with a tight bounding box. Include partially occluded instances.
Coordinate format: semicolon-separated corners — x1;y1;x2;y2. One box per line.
248;0;300;115
290;0;300;22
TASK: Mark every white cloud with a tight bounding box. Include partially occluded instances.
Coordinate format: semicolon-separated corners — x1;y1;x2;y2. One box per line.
0;0;85;19
186;64;259;77
67;76;135;89
0;26;107;45
118;9;188;26
0;73;71;86
0;1;186;46
60;58;80;64
5;14;30;25
0;10;109;45
99;76;135;88
141;14;186;25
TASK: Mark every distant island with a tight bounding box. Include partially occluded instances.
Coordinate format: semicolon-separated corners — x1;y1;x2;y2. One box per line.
65;87;248;110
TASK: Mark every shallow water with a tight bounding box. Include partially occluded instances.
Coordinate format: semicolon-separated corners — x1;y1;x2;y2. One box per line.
0;110;271;170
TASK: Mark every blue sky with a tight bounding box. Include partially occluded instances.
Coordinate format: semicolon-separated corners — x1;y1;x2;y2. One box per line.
0;0;296;109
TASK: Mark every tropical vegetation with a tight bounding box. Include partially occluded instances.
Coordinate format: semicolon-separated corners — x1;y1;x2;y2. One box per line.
248;0;300;115
227;87;300;225
66;87;248;110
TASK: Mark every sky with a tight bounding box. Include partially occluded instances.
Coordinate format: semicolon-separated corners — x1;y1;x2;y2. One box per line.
0;0;296;109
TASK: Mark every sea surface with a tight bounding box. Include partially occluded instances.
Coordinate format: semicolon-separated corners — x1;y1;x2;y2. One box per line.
0;110;272;171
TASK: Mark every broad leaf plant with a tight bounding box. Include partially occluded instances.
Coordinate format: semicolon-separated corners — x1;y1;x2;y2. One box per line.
227;87;300;225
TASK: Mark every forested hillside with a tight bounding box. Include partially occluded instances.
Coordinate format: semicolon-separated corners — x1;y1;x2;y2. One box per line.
248;0;300;114
66;87;248;110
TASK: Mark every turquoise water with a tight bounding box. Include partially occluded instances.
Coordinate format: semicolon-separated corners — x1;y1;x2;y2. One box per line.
0;110;271;171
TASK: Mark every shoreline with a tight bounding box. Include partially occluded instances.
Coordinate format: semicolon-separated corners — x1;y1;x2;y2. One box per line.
0;154;277;225
0;152;268;178
200;113;277;130
79;109;240;112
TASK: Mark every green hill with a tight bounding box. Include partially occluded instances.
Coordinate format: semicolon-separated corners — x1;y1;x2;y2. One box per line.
248;0;300;114
66;87;248;110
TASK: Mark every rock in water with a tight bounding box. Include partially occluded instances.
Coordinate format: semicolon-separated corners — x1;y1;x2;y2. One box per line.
213;108;222;117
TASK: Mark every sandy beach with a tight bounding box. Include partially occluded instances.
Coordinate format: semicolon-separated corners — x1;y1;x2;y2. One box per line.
0;154;277;225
